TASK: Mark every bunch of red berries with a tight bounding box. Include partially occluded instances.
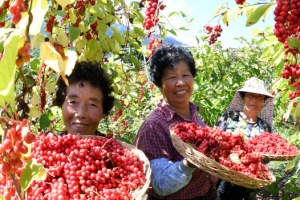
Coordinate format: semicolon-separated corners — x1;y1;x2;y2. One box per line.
205;25;223;45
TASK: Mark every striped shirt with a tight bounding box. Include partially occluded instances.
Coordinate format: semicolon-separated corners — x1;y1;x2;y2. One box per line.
133;99;218;199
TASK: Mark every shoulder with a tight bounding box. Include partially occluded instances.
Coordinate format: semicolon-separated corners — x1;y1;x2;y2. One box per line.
257;117;272;132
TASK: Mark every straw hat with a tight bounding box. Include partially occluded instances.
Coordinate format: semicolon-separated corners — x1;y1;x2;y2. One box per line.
227;77;274;125
237;77;273;98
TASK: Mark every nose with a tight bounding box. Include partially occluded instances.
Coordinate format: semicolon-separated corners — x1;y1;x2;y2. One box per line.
75;103;87;117
176;77;185;86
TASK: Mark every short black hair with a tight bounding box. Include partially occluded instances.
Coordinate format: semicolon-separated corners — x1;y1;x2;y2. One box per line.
55;61;114;115
149;45;196;87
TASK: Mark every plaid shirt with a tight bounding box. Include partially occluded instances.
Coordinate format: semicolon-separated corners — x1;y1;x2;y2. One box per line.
133;99;218;199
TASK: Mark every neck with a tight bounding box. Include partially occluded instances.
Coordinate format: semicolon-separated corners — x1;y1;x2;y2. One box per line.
167;104;191;119
241;110;258;123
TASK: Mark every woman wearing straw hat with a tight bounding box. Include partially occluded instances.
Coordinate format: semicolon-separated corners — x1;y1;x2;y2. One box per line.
215;77;274;200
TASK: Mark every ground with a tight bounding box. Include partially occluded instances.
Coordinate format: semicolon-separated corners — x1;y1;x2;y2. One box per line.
249;161;300;200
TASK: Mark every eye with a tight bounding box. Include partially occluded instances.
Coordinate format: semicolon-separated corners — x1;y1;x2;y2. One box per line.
68;100;77;104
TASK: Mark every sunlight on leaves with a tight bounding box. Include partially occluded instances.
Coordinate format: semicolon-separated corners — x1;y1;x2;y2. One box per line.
214;3;227;17
246;4;273;27
0;30;20;108
56;0;76;10
20;159;45;195
40;42;77;86
30;0;49;35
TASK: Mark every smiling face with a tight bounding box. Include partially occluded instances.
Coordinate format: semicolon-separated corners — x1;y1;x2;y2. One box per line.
61;81;104;135
242;92;265;114
159;61;194;111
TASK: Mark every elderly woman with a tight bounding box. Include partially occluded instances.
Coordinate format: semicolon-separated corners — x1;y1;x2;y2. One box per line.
133;45;218;200
215;77;274;200
54;61;115;136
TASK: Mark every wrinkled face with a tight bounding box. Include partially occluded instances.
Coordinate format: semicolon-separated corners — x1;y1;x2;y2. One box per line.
243;92;265;113
62;81;104;135
160;61;194;110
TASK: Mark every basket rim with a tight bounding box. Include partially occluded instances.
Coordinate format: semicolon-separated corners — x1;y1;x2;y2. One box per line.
169;123;276;189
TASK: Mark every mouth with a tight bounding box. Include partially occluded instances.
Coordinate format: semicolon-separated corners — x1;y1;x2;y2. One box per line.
72;123;88;128
176;90;187;95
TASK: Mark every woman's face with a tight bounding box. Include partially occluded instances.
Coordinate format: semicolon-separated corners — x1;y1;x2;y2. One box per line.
62;81;104;135
160;61;194;110
243;92;265;114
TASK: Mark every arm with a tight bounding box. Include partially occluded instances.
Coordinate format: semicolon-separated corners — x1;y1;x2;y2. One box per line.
134;121;196;196
150;158;196;196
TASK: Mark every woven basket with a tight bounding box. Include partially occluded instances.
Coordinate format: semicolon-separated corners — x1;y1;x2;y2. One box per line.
260;153;300;162
169;127;276;189
80;136;151;200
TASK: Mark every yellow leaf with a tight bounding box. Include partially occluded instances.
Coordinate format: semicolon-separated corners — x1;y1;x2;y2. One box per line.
30;0;49;35
40;42;77;86
54;33;69;47
35;168;47;181
214;3;227;17
56;0;76;10
222;10;230;26
31;34;45;49
0;124;3;136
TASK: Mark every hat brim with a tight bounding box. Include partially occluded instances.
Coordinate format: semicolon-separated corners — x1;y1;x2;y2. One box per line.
237;88;273;98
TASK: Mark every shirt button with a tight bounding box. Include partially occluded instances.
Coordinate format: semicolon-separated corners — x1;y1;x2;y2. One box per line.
206;175;209;178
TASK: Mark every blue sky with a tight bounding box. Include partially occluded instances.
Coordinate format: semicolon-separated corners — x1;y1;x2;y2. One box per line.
127;0;275;48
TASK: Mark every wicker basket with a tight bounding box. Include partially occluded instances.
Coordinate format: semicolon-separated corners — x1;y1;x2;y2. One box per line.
80;135;151;200
169;127;276;189
260;153;300;162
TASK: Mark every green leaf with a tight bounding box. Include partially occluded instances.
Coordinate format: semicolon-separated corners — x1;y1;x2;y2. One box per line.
287;37;300;51
129;55;140;71
39;114;50;131
20;159;44;194
133;27;146;37
69;26;80;43
0;30;20;108
285;155;299;172
0;10;7;22
246;4;273;27
179;27;189;31
166;29;177;36
53;10;66;17
267;183;280;195
168;11;178;18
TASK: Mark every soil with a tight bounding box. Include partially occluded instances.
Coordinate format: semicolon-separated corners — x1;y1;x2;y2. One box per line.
248;161;300;200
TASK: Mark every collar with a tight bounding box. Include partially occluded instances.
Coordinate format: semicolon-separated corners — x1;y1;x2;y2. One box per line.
157;99;199;121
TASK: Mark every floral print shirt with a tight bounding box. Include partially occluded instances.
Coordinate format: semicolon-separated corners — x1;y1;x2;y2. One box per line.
215;110;272;141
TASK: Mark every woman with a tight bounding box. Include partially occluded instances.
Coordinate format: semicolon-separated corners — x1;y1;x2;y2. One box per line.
54;61;115;136
133;45;218;200
215;77;274;200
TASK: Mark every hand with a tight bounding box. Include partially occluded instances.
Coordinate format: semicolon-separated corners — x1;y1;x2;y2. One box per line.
183;158;197;168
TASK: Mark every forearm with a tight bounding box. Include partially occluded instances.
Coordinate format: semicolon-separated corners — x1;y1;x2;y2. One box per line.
150;158;196;196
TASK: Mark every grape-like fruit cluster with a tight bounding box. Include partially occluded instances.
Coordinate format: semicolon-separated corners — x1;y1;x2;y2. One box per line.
235;0;246;5
16;42;31;68
172;122;273;180
143;0;164;31
280;62;300;99
0;119;36;199
9;0;26;25
205;25;223;45
24;133;147;199
273;0;300;44
246;132;299;155
147;37;162;58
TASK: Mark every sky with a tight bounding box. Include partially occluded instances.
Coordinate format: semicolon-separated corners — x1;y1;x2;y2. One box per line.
126;0;275;48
